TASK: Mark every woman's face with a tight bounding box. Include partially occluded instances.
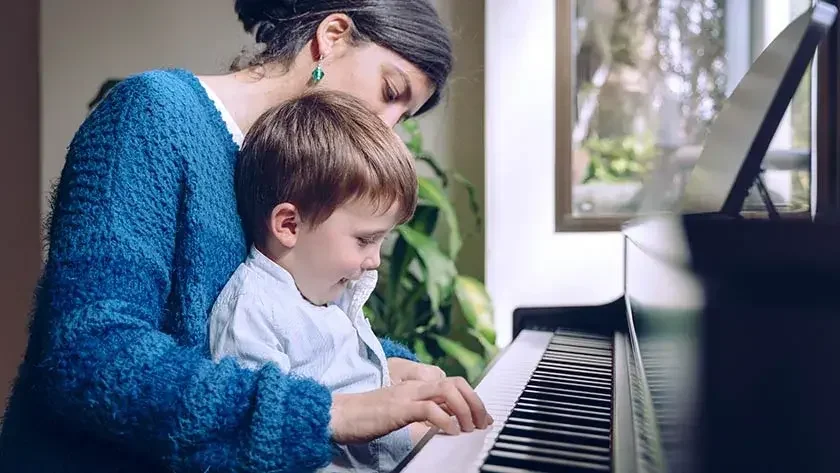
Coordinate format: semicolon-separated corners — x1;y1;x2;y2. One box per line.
317;42;436;128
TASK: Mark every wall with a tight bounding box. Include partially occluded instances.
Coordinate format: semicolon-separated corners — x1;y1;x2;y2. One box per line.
485;0;624;347
0;3;41;406
40;0;252;215
416;0;487;282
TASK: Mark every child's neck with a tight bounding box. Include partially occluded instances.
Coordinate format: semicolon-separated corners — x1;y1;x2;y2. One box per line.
253;242;327;307
254;242;293;276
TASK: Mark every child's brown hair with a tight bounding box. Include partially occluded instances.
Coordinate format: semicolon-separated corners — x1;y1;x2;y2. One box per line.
235;90;417;246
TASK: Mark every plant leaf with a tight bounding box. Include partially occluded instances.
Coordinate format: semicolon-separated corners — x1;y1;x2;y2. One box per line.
418;177;462;259
409;204;439;235
468;327;500;362
387;205;438;312
431;334;484;384
401;119;423;155
451;171;482;232
454;275;496;345
415;154;449;187
396;225;457;316
413;338;434;365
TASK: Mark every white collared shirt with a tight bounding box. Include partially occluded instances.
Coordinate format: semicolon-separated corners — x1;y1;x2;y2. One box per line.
209;246;391;392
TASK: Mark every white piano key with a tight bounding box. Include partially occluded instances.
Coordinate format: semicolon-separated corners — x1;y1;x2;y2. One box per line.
397;330;554;473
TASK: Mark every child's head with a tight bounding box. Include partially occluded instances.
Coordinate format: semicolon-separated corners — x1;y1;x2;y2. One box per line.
236;90;417;305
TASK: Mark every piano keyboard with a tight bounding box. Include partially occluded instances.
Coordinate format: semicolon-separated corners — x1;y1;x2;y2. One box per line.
396;329;616;473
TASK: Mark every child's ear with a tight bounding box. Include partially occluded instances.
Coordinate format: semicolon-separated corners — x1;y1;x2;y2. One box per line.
269;203;301;248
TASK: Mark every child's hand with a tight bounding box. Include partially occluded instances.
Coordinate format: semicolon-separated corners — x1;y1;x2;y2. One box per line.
388;358;446;384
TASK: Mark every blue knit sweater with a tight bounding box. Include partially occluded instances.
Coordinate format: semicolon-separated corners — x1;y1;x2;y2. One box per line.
0;69;417;473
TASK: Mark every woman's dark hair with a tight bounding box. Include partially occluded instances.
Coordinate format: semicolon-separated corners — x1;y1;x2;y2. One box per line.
233;0;452;115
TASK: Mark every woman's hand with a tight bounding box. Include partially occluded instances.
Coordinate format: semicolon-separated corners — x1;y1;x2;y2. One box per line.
387;358;446;384
329;377;494;444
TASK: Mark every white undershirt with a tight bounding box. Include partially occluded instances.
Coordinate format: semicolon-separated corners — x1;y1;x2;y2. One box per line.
198;78;245;148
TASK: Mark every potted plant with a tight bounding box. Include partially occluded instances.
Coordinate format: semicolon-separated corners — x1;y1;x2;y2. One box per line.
372;119;496;384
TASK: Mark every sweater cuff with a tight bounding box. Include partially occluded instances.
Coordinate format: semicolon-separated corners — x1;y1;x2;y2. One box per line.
244;366;333;472
379;337;419;362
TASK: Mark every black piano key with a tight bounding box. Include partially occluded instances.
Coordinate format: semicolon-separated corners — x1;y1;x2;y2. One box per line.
480;331;616;473
495;434;611;455
529;373;613;392
500;422;611;448
535;362;613;378
540;353;612;368
532;366;612;380
482;449;610;472
547;338;611;349
545;347;612;358
542;348;611;360
492;441;611;465
528;377;612;394
515;401;610;420
480;465;542;473
547;338;612;350
516;396;611;415
553;330;612;341
503;416;611;436
530;375;612;390
510;406;610;428
523;386;612;406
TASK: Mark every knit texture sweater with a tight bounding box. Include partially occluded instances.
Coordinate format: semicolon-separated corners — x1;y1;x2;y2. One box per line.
0;69;417;473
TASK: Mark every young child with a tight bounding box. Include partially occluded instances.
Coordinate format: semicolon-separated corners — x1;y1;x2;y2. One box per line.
209;90;425;472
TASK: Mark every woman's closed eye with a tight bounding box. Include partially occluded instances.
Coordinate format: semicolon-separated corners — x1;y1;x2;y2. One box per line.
383;80;401;103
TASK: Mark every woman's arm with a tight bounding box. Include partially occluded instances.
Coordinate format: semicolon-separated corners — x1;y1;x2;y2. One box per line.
35;74;331;473
380;337;419;362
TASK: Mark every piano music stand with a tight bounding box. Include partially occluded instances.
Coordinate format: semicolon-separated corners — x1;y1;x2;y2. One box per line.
676;2;838;219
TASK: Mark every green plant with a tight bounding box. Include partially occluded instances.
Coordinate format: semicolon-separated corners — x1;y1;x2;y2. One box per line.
369;119;496;384
581;133;657;184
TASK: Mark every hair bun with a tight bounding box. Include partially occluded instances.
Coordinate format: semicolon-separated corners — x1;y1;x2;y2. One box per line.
234;0;299;34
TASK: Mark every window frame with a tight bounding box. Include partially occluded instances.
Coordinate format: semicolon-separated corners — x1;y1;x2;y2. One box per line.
555;0;828;231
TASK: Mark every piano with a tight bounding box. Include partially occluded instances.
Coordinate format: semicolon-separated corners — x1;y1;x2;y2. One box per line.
394;2;840;472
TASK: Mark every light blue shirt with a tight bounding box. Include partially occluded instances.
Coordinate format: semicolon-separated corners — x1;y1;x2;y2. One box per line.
209;246;412;472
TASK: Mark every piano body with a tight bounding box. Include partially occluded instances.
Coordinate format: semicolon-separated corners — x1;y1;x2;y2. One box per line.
394;3;840;472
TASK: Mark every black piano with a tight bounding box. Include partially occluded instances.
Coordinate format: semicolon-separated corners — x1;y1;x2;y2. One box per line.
395;2;840;472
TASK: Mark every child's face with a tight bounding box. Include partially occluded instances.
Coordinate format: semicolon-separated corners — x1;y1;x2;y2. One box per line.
292;199;399;305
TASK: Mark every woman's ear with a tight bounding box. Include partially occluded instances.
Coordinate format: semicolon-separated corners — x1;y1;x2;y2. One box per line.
269;202;301;248
313;12;354;60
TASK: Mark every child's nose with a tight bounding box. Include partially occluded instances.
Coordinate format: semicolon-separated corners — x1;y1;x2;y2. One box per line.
362;252;381;270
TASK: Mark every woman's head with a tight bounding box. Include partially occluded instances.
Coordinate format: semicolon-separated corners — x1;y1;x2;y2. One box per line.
234;0;452;126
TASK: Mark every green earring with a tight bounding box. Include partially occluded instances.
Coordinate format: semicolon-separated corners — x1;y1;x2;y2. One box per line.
311;55;325;84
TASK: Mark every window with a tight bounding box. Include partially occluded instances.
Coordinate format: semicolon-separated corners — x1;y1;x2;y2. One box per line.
556;0;815;230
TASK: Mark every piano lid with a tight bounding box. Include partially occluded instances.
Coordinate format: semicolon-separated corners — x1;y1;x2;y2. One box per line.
670;2;838;217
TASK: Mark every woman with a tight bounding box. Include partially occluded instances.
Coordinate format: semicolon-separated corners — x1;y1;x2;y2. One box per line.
0;1;491;472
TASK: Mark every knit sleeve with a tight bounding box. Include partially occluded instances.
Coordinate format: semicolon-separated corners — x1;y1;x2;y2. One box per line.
37;73;332;473
380;337;419;362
